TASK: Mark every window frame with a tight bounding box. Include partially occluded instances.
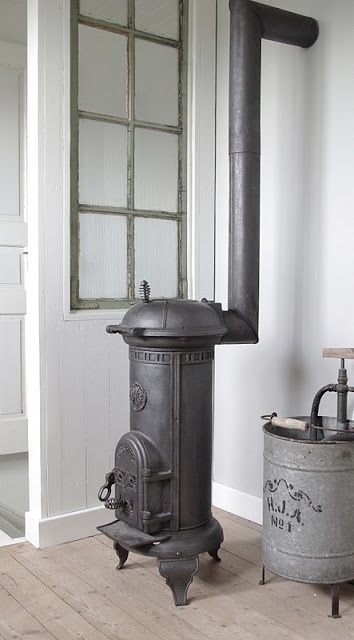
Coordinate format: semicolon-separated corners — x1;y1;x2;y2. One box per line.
70;0;189;310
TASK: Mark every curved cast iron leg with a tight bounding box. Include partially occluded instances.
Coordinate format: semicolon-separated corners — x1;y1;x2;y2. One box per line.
158;556;199;606
113;541;129;570
208;547;221;562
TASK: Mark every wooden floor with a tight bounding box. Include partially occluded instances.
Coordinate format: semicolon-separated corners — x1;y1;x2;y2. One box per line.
1;507;354;640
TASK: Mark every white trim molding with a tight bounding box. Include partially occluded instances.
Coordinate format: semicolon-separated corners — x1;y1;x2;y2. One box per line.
187;0;216;301
25;485;262;549
25;505;115;549
212;481;263;525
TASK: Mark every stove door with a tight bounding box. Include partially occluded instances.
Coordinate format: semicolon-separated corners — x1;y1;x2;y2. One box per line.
114;431;167;533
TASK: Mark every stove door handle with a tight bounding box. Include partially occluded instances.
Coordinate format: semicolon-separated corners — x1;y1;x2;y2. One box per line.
98;470;115;502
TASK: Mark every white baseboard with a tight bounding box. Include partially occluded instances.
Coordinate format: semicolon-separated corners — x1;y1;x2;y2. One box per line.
25;505;115;549
212;481;263;525
24;485;262;549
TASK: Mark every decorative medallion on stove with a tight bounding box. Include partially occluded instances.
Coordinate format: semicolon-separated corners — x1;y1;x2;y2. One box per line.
130;382;147;411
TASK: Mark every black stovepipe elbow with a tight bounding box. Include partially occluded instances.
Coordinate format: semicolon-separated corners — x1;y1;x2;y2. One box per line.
223;0;318;345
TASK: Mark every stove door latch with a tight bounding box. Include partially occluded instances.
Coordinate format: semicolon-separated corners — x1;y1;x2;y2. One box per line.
98;470;115;502
98;471;133;514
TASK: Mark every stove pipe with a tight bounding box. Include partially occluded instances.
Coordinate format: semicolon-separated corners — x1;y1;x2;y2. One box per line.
222;0;318;344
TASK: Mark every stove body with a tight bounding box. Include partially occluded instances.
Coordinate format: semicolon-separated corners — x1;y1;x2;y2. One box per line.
98;295;226;605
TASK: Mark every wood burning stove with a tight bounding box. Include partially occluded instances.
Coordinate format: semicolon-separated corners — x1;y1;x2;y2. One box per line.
98;283;227;605
97;0;319;607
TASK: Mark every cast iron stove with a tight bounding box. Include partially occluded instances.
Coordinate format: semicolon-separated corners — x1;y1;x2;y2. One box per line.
98;282;226;605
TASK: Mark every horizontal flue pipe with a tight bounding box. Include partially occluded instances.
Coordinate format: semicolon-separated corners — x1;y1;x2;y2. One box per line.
222;0;319;344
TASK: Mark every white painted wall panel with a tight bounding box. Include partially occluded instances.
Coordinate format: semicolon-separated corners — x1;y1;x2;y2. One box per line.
60;323;87;513
0;318;22;415
0;67;20;216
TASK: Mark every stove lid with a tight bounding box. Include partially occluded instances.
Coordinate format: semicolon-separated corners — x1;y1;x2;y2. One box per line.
107;280;227;338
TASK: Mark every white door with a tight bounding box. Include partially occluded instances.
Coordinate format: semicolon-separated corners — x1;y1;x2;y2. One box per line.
0;46;27;469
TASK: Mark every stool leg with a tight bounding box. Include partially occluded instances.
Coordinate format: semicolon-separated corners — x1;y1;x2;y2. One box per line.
330;584;341;619
259;565;266;585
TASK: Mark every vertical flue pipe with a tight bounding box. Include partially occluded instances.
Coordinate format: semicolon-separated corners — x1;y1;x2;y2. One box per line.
222;0;319;345
223;0;261;344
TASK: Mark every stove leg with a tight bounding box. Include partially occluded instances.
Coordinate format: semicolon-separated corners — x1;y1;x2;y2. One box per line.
259;565;266;585
113;541;129;570
158;556;199;606
208;547;221;562
329;584;341;619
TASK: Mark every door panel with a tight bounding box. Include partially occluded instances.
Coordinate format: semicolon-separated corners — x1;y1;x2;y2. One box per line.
0;67;20;216
0;49;27;457
0;319;22;415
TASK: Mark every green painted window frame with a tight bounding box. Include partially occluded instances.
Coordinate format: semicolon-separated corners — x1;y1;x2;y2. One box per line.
70;0;188;310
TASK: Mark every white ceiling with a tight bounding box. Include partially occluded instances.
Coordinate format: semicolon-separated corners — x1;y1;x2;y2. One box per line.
0;0;27;47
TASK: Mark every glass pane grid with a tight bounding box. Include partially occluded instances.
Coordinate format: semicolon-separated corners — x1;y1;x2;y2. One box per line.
72;0;187;308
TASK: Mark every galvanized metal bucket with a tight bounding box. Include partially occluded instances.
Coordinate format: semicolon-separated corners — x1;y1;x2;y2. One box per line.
263;416;354;584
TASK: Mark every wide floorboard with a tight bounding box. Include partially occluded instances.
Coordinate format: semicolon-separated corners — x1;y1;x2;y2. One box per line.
0;507;353;640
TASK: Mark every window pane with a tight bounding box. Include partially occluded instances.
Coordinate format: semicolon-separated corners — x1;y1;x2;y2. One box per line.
135;128;178;212
135;40;178;126
79;118;127;207
135;217;178;298
79;213;127;298
135;0;179;40
79;25;127;117
80;0;127;26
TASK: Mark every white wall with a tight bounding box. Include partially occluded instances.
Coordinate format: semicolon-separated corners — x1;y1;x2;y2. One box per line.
213;0;354;522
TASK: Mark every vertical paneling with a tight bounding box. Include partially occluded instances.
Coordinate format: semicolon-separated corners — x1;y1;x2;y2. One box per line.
187;0;216;301
60;323;87;514
0;67;20;216
85;327;110;507
108;335;129;469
